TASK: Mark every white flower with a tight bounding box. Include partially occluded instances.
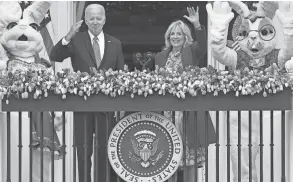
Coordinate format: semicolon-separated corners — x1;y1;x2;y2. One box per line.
180;91;185;99
61;88;67;94
81;77;86;82
36;90;40;96
148;89;153;94
285;83;289;87
194;80;200;85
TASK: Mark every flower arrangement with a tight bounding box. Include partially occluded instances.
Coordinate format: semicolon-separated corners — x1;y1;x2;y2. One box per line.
0;65;292;104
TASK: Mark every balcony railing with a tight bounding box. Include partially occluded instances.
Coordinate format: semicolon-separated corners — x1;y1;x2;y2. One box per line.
1;88;292;182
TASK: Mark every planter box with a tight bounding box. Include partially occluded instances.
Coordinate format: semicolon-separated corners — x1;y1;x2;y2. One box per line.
2;88;292;112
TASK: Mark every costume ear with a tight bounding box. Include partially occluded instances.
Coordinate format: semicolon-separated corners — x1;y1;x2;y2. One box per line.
231;15;243;41
228;1;250;18
0;1;22;26
256;1;278;20
22;1;51;24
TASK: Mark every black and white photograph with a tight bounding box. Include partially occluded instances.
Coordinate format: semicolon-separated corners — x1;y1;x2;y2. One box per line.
0;1;293;182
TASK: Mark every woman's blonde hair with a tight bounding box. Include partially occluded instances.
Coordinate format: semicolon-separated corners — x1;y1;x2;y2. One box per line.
164;20;193;50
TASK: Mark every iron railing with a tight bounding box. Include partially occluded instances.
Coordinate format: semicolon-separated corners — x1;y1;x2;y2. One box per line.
1;88;292;182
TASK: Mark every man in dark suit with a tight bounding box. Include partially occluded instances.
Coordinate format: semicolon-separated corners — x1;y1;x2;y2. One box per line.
50;4;124;182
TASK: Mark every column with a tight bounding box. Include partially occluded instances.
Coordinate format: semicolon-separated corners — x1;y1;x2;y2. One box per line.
50;1;75;182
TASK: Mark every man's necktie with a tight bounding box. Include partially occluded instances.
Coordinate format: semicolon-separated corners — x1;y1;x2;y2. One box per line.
93;36;101;68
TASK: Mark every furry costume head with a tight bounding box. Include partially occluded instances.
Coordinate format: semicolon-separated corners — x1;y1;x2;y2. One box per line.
0;2;22;37
0;1;50;58
229;1;279;59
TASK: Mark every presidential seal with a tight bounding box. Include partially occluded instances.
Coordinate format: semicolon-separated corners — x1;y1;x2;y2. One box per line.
108;112;183;182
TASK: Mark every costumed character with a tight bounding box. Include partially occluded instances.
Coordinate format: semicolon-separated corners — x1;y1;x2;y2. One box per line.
206;1;293;182
0;2;23;181
0;2;64;182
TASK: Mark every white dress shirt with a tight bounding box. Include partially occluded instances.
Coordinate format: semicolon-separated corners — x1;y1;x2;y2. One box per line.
62;30;105;60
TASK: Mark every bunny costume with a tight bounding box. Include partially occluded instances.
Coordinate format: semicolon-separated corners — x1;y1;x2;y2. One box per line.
206;1;293;182
0;2;63;182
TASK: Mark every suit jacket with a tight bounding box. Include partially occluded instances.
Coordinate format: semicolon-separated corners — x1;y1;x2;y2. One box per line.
50;31;124;72
155;28;207;69
154;28;216;146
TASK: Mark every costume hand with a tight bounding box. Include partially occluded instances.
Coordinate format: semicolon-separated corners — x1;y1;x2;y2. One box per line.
65;20;83;41
206;1;234;28
183;7;200;29
285;57;293;77
276;2;293;27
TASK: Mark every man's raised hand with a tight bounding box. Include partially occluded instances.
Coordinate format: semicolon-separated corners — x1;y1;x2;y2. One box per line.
65;20;83;41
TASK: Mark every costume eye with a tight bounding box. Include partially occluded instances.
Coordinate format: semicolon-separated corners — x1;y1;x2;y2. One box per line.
261;29;268;35
240;30;248;37
29;23;39;31
7;22;17;30
236;26;249;41
259;24;275;41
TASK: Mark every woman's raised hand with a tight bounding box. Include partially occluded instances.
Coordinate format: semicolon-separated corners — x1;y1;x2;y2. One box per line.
184;7;200;29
